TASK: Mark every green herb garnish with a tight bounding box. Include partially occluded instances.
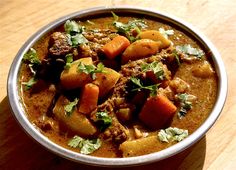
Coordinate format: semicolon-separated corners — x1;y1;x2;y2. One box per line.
130;77;158;96
64;20;84;35
64;20;88;47
77;62;106;80
64;54;73;69
141;61;165;80
68;135;101;154
158;28;174;39
64;98;79;116
95;111;112;131
158;127;188;143
112;12;147;42
173;50;181;66
22;77;38;90
176;44;204;58
23;48;41;65
22;48;41;90
176;93;193;119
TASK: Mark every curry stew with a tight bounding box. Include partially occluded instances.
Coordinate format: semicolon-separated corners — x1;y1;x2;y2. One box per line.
20;14;217;158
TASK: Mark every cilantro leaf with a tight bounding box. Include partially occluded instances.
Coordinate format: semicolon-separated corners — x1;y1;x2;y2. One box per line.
130;77;159;96
64;54;73;69
22;77;38;90
64;98;79;116
69;34;88;47
158;28;174;39
22;48;41;90
173;50;181;66
111;11;119;21
176;93;193;119
95;111;112;131
158;127;188;143
141;61;165;80
64;20;84;35
64;20;88;47
112;12;147;42
77;62;106;80
176;44;204;58
68;135;101;154
23;48;41;65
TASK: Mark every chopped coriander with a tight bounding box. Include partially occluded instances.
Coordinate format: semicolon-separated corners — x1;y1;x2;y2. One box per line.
23;48;41;65
77;62;106;80
112;12;147;42
173;50;181;66
95;111;112;131
176;44;204;58
141;61;165;80
22;77;38;90
64;20;88;47
64;54;73;69
158;28;174;39
22;48;41;90
70;34;88;47
130;77;159;96
68;135;101;154
64;98;79;116
176;93;193;119
64;20;84;35
158;127;188;143
111;11;119;21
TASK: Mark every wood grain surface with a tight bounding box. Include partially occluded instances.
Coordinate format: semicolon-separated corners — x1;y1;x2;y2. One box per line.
0;0;235;169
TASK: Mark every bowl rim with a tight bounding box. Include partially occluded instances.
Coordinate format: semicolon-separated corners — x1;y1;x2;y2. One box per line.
7;6;228;167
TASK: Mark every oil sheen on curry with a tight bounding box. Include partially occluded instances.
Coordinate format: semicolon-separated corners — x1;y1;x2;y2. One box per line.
19;13;217;158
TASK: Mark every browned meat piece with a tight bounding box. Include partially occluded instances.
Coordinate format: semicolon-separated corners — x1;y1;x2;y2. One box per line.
102;118;129;143
83;29;117;43
74;30;118;61
90;99;130;143
49;32;72;56
120;55;162;77
73;41;103;62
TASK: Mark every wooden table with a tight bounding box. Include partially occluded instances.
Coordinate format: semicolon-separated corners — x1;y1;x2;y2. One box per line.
1;0;235;169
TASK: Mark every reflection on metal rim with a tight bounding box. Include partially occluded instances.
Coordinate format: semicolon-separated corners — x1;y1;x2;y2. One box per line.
7;6;227;167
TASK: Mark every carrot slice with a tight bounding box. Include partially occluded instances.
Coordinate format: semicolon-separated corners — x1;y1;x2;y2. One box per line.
78;83;99;115
139;94;177;130
102;35;130;59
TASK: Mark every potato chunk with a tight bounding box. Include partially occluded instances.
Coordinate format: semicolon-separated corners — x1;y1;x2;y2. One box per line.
192;61;215;78
139;30;171;48
53;96;97;137
120;136;165;157
93;68;120;97
60;57;93;89
121;39;161;64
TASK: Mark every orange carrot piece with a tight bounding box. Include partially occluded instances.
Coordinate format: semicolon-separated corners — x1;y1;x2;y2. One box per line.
78;83;99;115
102;35;130;59
139;94;177;130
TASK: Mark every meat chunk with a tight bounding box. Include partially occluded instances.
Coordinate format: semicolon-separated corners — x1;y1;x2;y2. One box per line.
90;99;130;143
49;32;72;56
102;118;129;143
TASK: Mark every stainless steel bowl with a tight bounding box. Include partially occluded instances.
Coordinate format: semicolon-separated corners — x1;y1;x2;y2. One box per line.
7;6;227;167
